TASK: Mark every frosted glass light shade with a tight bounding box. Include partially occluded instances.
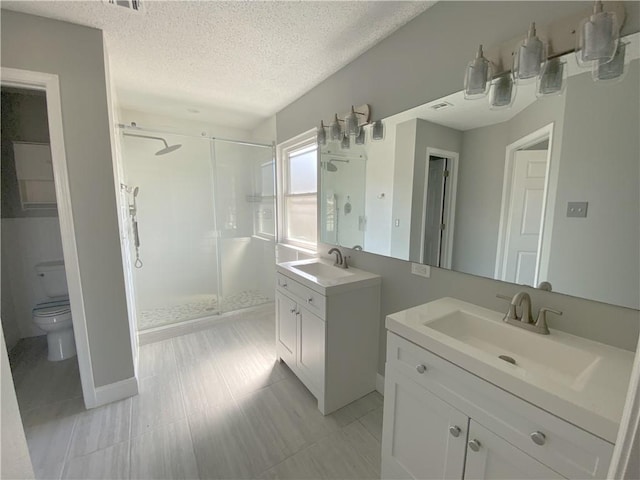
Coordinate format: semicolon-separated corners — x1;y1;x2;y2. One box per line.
330;114;343;141
345;106;361;137
340;133;350;149
514;23;545;82
355;128;365;145
372;120;384;140
593;41;627;82
489;74;516;110
317;120;327;145
576;1;619;66
537;58;567;97
464;45;493;99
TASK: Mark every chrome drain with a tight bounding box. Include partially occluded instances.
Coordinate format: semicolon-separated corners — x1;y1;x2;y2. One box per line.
498;355;516;365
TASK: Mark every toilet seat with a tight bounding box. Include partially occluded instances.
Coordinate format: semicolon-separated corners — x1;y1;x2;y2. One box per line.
33;300;71;324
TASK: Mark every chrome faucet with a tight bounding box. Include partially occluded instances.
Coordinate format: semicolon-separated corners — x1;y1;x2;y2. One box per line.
328;247;348;269
496;291;562;335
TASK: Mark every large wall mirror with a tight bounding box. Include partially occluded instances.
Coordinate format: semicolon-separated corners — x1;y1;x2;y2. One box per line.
320;33;639;309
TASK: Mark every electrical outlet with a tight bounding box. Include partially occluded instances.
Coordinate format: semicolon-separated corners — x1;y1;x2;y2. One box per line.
411;263;430;278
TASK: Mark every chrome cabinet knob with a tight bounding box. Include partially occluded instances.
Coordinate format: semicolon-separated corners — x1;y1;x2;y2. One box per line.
290;308;297;314
307;297;313;303
449;426;461;437
530;431;546;446
468;439;481;452
282;282;287;288
416;364;427;374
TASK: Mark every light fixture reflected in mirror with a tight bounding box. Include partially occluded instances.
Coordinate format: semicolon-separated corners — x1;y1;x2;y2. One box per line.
372;120;384;140
593;40;628;82
576;0;619;67
537;57;567;96
464;44;493;99
317;120;327;145
340;133;350;149
489;73;516;109
514;22;545;82
330;114;342;141
355;127;365;145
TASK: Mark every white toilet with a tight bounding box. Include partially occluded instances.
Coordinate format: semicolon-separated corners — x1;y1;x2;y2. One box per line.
33;261;76;361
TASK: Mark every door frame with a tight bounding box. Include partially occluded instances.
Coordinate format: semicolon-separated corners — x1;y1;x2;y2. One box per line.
420;147;459;269
494;123;555;285
1;67;97;407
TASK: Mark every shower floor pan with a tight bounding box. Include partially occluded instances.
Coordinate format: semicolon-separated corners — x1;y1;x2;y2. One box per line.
138;290;271;330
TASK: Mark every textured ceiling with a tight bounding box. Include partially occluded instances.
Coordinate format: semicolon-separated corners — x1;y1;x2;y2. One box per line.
2;1;433;130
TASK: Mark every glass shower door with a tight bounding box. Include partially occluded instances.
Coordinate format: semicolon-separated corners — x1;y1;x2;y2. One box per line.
121;129;221;330
212;140;275;313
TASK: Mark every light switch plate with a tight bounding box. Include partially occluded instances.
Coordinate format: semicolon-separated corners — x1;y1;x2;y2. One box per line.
411;263;430;278
567;202;588;218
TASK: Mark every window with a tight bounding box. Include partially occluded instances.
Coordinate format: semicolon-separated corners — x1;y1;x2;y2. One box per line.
278;133;318;250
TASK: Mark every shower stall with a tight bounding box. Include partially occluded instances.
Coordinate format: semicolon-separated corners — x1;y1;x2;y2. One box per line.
118;125;275;331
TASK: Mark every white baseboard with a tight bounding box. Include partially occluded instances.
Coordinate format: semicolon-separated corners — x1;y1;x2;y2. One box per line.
376;373;385;396
91;376;139;408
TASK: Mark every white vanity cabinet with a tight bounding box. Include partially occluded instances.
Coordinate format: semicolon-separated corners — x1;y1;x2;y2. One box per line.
381;332;614;480
275;268;380;415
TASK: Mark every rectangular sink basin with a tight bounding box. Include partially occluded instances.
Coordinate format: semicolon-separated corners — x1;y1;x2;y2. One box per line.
426;310;601;389
291;262;355;280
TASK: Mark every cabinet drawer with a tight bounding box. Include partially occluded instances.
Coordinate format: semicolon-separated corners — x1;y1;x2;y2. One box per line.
386;332;613;479
277;273;326;319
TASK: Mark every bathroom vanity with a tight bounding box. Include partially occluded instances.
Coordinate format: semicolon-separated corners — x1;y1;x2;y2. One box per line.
275;258;381;414
381;297;635;479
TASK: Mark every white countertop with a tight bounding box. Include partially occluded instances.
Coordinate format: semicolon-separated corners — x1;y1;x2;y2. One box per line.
386;297;635;443
276;258;381;295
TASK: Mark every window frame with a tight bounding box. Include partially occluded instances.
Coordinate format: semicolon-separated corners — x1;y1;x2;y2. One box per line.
276;130;318;252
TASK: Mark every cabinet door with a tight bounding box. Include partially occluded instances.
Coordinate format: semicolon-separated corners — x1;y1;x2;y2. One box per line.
275;291;297;365
297;306;325;392
381;366;468;480
464;421;564;480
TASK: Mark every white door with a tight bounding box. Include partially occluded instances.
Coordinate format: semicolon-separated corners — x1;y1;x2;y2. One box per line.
464;421;563;480
381;366;468;479
275;291;297;365
501;150;547;285
297;306;325;392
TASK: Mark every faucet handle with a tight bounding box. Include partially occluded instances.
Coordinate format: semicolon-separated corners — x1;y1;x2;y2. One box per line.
535;308;562;334
496;294;518;321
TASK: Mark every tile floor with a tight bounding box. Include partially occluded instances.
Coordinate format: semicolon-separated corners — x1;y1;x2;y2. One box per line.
10;307;384;479
138;291;273;330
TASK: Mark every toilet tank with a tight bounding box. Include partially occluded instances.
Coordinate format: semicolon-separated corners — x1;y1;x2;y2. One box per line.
35;261;68;298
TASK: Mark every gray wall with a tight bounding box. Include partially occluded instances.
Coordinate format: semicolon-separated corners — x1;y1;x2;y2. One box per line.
548;61;640;308
1;10;135;387
275;1;640;375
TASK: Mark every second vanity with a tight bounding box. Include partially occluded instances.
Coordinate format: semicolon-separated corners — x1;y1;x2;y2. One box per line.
381;297;635;479
275;257;381;414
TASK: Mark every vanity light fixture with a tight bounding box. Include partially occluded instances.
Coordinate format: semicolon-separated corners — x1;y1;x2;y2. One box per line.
355;127;366;145
330;114;342;141
317;120;327;146
489;73;516;109
345;106;361;137
513;23;545;82
371;120;385;141
340;132;350;149
537;57;567;97
464;44;493;99
593;40;628;82
577;0;619;67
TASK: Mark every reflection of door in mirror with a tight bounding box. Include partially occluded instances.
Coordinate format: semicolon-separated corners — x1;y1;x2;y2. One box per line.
423;156;447;267
496;130;552;286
